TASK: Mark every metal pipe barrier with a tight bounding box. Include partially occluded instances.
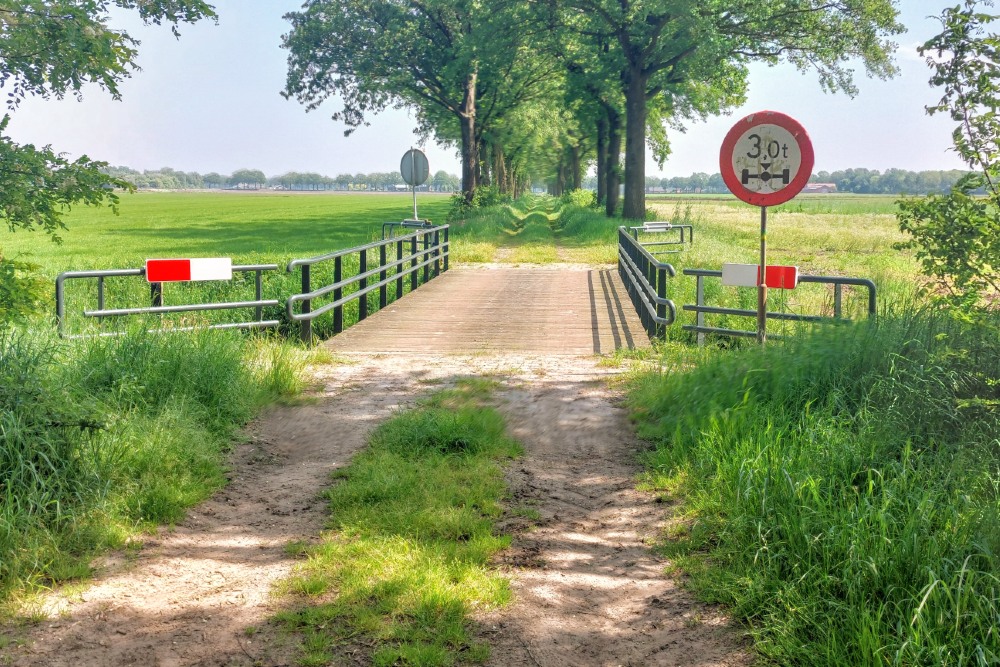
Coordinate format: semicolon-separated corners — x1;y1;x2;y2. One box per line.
287;224;449;344
682;268;877;345
55;264;280;338
617;227;677;339
381;219;434;239
628;221;694;254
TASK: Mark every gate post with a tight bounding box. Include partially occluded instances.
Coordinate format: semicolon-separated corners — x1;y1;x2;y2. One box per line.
151;282;163;308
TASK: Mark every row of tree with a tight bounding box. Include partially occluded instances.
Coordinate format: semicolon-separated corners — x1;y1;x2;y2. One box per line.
621;169;976;195
281;0;903;219
103;166;462;192
105;163;974;196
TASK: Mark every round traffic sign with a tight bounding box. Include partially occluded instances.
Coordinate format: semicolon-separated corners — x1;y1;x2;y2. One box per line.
720;111;814;207
400;148;430;186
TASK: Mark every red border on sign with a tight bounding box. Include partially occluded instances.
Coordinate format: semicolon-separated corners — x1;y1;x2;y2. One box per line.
720;111;814;207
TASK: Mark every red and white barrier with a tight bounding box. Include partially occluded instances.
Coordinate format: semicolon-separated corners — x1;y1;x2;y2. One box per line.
145;258;233;283
722;263;799;289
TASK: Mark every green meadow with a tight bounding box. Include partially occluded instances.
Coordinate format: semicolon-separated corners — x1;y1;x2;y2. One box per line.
2;192;453;274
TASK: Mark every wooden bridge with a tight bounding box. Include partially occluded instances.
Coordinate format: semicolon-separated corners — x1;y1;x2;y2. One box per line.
326;266;649;355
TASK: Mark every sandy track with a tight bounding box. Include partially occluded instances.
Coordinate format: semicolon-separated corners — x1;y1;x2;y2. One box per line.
4;353;747;667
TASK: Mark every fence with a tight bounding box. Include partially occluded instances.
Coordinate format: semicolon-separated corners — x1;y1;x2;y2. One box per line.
683;268;877;345
286;225;449;344
55;264;280;338
55;225;450;343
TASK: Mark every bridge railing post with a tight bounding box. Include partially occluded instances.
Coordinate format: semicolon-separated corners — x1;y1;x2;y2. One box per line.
422;233;430;284
300;264;312;344
433;229;441;278
656;267;667;338
443;227;449;272
359;249;368;321
333;256;343;334
411;236;418;291
379;244;388;309
396;239;404;300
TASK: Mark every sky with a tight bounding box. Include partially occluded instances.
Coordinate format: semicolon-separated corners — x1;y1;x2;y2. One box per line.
3;1;977;179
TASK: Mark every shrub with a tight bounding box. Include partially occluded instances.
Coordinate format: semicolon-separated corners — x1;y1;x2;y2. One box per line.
560;188;596;209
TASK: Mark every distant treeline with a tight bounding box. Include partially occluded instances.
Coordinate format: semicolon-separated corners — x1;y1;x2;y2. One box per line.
583;168;975;195
103;166;463;192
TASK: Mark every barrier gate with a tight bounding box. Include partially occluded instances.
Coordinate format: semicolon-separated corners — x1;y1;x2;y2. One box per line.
55;224;450;342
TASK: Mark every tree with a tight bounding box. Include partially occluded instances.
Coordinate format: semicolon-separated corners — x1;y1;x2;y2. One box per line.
897;1;1000;313
558;0;902;219
282;0;552;204
229;169;267;190
0;1;217;239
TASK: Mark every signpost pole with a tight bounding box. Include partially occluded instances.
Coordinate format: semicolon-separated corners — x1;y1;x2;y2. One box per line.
410;147;419;220
758;206;768;345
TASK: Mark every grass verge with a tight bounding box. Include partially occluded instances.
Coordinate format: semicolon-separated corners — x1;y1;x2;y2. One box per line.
275;378;522;666
0;327;307;606
628;312;1000;665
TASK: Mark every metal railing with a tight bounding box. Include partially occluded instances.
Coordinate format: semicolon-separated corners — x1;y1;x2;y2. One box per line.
55;264;280;338
627;221;694;253
617;226;677;338
287;224;449;344
683;268;877;345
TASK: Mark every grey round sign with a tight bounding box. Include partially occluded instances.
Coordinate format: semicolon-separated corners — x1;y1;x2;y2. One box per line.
400;149;430;186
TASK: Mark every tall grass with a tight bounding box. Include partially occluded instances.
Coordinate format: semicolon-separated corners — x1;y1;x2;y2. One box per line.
0;327;305;602
629;313;1000;665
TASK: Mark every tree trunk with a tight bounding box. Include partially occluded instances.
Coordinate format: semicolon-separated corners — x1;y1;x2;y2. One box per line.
596;114;609;206
459;68;479;203
605;107;622;218
622;67;647;220
494;145;509;195
570;144;582;191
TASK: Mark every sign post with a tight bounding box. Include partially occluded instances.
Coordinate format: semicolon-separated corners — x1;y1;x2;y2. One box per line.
400;148;430;220
720;111;814;344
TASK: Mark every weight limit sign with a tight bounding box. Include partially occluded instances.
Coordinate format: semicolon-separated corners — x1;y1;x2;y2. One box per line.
720;111;814;207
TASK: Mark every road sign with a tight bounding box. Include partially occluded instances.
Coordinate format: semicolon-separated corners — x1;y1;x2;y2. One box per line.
720;111;814;207
400;148;430;186
146;258;232;282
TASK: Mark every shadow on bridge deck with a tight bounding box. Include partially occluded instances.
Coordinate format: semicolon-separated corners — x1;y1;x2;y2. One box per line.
323;266;650;355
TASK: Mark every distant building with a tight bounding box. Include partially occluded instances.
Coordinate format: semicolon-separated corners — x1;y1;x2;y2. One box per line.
803;183;837;194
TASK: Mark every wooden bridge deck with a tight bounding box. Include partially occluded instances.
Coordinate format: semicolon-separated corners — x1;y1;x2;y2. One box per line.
324;266;650;355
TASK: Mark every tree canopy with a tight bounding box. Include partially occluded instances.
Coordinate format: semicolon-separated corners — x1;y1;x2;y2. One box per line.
282;0;903;219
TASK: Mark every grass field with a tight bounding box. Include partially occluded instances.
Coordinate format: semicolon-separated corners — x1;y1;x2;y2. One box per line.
1;192;453;274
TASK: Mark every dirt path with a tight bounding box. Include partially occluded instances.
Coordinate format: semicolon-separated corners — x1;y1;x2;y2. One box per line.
4;353;747;667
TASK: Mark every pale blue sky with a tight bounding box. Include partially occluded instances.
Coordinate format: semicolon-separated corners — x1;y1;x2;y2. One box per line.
4;1;974;179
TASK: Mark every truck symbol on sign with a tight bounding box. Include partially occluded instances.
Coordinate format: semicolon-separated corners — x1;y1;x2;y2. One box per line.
741;162;791;187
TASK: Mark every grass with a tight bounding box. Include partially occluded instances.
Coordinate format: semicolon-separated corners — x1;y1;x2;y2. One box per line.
275;378;522;666
627;313;1000;665
0;326;308;605
2;192;453;273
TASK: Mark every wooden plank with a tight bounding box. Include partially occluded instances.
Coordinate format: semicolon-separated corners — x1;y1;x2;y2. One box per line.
324;267;650;355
